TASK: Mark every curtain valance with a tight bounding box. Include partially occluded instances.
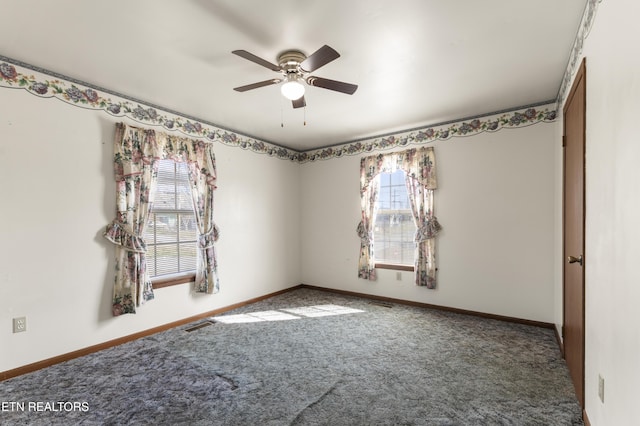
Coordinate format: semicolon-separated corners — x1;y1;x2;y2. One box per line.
360;146;437;193
113;123;217;188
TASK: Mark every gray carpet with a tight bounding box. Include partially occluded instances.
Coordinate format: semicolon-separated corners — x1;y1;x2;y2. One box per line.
0;288;583;425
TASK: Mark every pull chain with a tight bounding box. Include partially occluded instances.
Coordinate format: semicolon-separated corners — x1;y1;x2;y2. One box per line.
281;98;308;127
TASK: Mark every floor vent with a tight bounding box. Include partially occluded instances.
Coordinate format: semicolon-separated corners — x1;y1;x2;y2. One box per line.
369;301;394;308
184;321;214;332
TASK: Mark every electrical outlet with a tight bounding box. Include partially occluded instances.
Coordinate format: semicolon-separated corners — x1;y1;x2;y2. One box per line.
396;272;402;281
598;374;605;403
13;317;26;333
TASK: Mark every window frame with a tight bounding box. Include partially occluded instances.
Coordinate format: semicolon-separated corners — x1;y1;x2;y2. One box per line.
374;263;414;272
373;170;416;272
145;160;198;289
152;272;195;289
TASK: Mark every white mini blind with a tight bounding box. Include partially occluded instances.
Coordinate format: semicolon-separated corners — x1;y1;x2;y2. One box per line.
373;170;416;265
154;160;193;211
144;160;197;278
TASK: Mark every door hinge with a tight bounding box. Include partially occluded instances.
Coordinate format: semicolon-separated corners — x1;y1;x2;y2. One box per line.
562;135;566;147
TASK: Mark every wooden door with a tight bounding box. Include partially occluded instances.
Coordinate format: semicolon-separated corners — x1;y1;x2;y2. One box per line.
563;59;586;408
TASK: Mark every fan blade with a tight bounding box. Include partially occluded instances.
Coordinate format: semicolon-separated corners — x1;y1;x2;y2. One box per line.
306;76;358;95
300;45;340;73
233;78;283;92
232;50;281;71
292;96;306;109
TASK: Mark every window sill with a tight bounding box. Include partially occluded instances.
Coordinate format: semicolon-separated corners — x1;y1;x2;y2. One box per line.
375;263;414;272
152;272;195;289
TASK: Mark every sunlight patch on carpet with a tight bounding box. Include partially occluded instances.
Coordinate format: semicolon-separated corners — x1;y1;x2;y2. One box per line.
282;304;365;317
213;310;299;323
212;304;365;324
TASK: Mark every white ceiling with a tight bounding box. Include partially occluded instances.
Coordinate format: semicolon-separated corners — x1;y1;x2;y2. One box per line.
0;0;586;151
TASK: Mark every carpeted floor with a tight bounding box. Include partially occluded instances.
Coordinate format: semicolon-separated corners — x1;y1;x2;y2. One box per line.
0;288;583;425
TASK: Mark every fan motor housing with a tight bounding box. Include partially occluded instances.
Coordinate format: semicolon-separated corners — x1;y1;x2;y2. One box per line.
278;50;306;74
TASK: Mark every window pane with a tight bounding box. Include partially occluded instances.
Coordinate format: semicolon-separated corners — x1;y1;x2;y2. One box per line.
179;243;198;272
151;243;199;277
176;188;193;210
175;163;193;210
179;213;197;240
155;161;177;209
156;244;179;276
154;213;178;243
390;170;405;185
377;240;402;263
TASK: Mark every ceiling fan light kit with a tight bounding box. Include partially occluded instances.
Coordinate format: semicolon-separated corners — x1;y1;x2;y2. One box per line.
232;45;358;108
281;75;305;100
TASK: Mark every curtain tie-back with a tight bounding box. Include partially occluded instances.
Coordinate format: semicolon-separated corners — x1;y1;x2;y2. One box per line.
414;216;442;242
356;220;372;244
198;223;220;249
103;220;147;253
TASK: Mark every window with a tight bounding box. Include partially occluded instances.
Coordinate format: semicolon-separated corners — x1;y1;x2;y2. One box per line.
357;147;439;286
373;170;416;269
144;160;197;285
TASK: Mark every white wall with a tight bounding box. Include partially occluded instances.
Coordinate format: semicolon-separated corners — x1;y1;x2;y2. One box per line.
564;0;640;423
0;89;300;372
301;122;557;323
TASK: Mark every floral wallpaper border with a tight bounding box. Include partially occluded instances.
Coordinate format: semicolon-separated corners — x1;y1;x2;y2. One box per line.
299;105;556;163
556;0;601;109
1;55;556;164
0;56;299;161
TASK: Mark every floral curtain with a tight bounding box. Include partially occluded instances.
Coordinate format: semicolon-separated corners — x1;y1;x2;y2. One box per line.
175;136;220;294
357;155;381;280
357;146;441;287
104;123;219;316
403;148;441;288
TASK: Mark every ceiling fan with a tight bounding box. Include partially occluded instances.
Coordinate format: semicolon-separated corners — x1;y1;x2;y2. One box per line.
232;45;358;108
